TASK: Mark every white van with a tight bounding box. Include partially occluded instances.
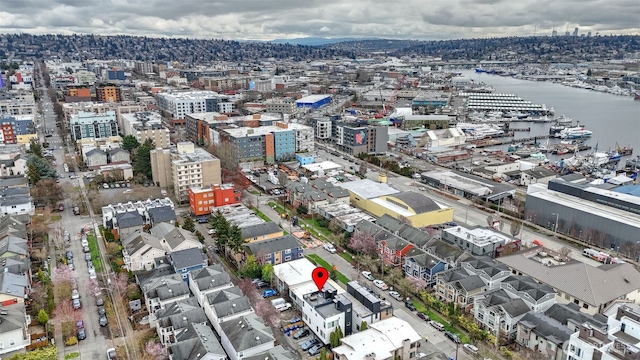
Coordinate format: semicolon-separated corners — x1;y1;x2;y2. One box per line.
275;303;292;312
271;298;285;307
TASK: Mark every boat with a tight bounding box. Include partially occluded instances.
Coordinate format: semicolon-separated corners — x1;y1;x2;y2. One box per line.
508;143;521;152
555;114;572;124
529;152;549;163
559;125;593;139
635;93;640;101
609;150;621;161
616;143;633;156
555;148;570;155
549;123;566;136
538;139;552;153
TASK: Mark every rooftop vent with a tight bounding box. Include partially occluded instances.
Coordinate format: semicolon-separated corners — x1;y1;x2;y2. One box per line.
255;336;260;341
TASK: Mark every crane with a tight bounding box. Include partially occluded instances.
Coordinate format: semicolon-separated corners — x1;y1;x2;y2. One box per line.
379;74;407;117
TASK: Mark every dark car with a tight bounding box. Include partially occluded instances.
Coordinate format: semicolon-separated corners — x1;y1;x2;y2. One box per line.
77;328;86;340
99;314;108;327
97;306;106;316
405;301;417;311
445;331;461;344
417;312;430;321
293;328;309;339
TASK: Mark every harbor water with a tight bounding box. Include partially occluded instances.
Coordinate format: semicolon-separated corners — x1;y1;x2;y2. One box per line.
460;70;640;161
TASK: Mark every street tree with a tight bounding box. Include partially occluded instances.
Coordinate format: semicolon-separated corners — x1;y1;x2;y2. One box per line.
238;278;259;302
122;135;141;151
254;299;281;327
226;225;246;262
143;341;166;360
349;231;377;257
262;263;274;283
37;309;49;325
182;217;195;232
27;162;40;184
510;220;522;237
240;255;262;279
31;179;64;207
85;278;101;298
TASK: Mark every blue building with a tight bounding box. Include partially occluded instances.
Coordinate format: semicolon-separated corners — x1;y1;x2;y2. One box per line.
273;130;295;161
295;94;331;109
243;235;303;265
70;111;119;140
296;154;315;165
107;69;126;81
0;115;35;135
403;248;448;287
168;248;209;283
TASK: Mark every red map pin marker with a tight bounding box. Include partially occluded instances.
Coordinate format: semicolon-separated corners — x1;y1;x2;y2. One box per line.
312;267;329;291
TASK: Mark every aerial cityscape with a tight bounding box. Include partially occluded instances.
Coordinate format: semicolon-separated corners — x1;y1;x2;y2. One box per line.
0;3;639;360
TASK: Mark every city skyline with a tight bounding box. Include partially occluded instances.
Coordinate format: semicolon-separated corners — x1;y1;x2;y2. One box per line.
0;0;639;41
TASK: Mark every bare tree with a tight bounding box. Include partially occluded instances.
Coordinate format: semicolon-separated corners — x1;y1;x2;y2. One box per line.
486;216;494;227
510;221;522;237
559;246;572;257
349;231;378;257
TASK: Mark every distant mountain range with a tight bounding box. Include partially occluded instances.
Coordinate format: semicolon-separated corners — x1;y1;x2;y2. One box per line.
269;37;380;46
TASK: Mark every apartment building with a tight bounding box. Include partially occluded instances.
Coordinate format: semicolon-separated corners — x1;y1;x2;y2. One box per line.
185;112;281;145
220;122;313;164
0;115;36;145
62;101;146;129
120;112;171;148
70;110;119;140
442;225;522;258
150;142;221;202
96;84;122;102
202;77;249;92
155;91;228;126
266;99;297;114
0;90;36;116
310;117;387;155
188;184;241;216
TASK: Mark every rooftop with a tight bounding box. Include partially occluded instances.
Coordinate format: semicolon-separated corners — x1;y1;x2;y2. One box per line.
338;179;400;199
444;225;518;246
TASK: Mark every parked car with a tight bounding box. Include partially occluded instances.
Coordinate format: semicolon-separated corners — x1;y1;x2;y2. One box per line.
72;298;81;309
301;339;318;350
66;250;73;260
77;328;86;340
429;321;445;331
207;229;216;235
276;303;292;312
463;344;479;354
96;298;104;307
107;348;117;360
309;344;324;356
97;306;106;316
361;271;374;281
389;291;402;301
373;279;388;290
445;331;461;344
262;289;277;298
83;246;90;253
405;301;417;311
293;328;309;339
99;314;108;327
417;312;430;321
254;281;268;288
103;183;109;189
72;289;80;300
323;243;336;253
85;253;91;261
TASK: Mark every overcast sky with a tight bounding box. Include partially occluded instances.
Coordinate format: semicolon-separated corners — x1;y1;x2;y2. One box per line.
1;0;638;40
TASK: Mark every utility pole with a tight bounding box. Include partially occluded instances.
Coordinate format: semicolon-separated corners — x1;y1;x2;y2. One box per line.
553;213;560;237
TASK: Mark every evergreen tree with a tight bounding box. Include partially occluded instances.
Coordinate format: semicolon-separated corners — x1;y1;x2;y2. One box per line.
27;162;40;185
182;217;195;232
133;138;154;179
122;135;140;151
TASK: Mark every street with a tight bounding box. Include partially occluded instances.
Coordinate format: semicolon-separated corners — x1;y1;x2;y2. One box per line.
35;68;118;359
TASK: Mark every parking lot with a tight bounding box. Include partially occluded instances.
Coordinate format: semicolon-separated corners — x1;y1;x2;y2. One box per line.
278;308;327;359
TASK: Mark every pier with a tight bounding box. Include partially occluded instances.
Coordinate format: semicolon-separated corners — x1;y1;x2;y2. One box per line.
469;135;551;148
510;127;531;132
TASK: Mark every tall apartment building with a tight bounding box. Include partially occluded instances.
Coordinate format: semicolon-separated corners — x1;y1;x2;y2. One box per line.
150;142;221;202
220;122;314;164
0;90;36;116
155;91;228;126
201;77;249;92
62;102;147;129
266;99;297;114
70;111;119;140
96;84;122;102
120;112;171;148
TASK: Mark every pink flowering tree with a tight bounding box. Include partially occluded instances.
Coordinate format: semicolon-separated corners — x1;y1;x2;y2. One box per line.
85;278;101;298
254;300;281;327
348;231;378;257
52;264;74;299
143;341;166;360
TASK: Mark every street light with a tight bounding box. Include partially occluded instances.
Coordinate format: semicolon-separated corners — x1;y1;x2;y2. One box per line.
552;213;560;238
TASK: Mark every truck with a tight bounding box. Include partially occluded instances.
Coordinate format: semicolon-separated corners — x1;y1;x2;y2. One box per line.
270;298;286;308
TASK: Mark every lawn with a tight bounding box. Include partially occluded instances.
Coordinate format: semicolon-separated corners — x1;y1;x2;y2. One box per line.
86;234;103;272
339;252;354;263
253;208;273;222
306;254;349;285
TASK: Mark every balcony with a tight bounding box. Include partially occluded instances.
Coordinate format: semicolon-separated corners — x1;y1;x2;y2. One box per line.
609;339;640;360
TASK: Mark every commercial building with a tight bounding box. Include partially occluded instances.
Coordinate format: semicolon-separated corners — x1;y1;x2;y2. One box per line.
185;112;282;145
120;112;171;149
155;91;228;126
335;121;388;155
295;94;331;109
442;225;522;258
338;179;454;227
70;110;119;140
150;142;221;202
525;179;640;251
63;85;92;102
412;91;450;107
0;90;36;116
188;184;242;216
220;122;314;164
265;99;297;114
96;84;122;102
420;170;516;204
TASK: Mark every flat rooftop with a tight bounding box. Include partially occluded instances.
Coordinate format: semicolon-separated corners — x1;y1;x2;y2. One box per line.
223;125;293;138
301;161;343;173
157;90;223;100
338;179;400;199
296;94;331;103
444;225;517;245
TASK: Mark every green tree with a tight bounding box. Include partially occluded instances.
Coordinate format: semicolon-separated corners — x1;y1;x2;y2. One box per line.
37;309;49;325
360;321;368;331
8;346;57;360
122;135;140;151
214;215;231;253
226;225;246;261
182;217;195;232
319;348;327;360
27;156;57;180
30;141;43;158
262;263;274;283
27;162;41;185
132;138;153;179
240;255;262;278
329;326;343;347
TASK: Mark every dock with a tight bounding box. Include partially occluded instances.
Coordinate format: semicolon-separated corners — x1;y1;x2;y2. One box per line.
510;128;531;132
469;135;551;148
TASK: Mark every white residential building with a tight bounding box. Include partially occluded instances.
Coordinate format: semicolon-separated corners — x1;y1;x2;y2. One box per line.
0;90;36;116
120;112;171;148
156;91;224;120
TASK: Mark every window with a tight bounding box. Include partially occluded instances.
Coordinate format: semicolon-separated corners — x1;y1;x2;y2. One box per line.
284;256;291;261
411;343;416;348
285;249;291;254
573;299;580;305
8;339;14;346
565;294;571;300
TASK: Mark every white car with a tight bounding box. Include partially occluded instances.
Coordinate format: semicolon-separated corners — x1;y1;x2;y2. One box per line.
463;344;479;354
123;189;133;194
276;303;292;312
388;291;402;301
373;279;388;290
361;271;374;281
323;243;336;253
207;229;216;235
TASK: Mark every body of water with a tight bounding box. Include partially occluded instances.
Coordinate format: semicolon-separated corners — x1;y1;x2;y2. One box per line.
460;70;640;163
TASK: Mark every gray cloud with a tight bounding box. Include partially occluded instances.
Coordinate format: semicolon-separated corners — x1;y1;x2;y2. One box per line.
0;0;638;40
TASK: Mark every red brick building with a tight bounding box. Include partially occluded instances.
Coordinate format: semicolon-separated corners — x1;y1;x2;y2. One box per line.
188;184;242;216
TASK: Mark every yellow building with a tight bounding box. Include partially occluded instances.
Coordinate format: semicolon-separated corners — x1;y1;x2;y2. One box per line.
340;179;453;227
17;134;37;144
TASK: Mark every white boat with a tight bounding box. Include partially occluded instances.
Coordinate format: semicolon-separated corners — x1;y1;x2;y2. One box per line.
587;152;610;167
559;125;593;139
555;114;572;124
529;152;548;162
